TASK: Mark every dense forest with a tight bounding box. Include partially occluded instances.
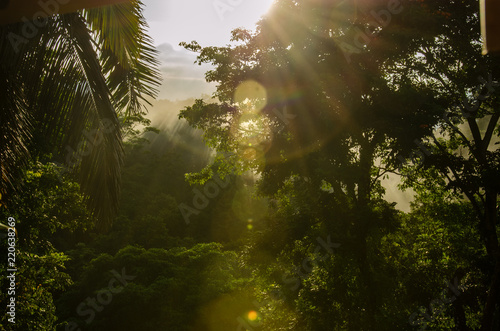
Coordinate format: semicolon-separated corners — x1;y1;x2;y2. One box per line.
1;0;499;330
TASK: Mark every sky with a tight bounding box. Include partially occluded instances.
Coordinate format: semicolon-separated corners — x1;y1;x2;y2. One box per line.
141;0;275;100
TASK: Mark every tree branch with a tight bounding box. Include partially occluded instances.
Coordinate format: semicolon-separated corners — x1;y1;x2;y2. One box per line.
481;112;500;155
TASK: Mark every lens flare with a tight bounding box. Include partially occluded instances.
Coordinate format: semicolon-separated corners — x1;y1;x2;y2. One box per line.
247;218;254;230
231;80;272;162
234;80;268;112
248;310;259;321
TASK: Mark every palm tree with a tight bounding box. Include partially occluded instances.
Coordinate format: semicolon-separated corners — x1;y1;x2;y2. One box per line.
0;0;161;229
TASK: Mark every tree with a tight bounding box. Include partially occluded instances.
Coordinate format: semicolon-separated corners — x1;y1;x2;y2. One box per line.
178;0;500;328
388;1;500;328
0;162;92;330
0;0;161;229
56;244;252;331
178;0;447;328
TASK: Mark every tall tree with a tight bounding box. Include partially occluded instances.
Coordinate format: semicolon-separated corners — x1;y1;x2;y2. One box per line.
179;0;500;328
179;0;444;328
390;1;500;328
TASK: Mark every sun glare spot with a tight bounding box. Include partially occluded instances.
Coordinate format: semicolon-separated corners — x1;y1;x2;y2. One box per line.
234;80;268;112
247;218;254;230
248;310;259;321
231;80;272;162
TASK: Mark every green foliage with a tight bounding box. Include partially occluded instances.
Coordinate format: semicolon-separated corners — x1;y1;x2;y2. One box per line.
56;244;251;331
0;251;71;330
2;1;499;330
0;162;91;330
178;0;499;329
0;161;92;252
0;0;161;229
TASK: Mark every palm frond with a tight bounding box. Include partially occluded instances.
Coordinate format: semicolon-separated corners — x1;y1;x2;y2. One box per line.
0;65;32;203
85;0;161;117
0;24;34;204
0;2;160;230
57;13;123;230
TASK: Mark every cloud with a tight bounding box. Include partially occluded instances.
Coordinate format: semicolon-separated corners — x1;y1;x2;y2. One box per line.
157;43;195;64
155;43;216;100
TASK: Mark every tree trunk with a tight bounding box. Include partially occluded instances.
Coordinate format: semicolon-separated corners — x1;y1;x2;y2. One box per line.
356;133;379;327
480;189;500;330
